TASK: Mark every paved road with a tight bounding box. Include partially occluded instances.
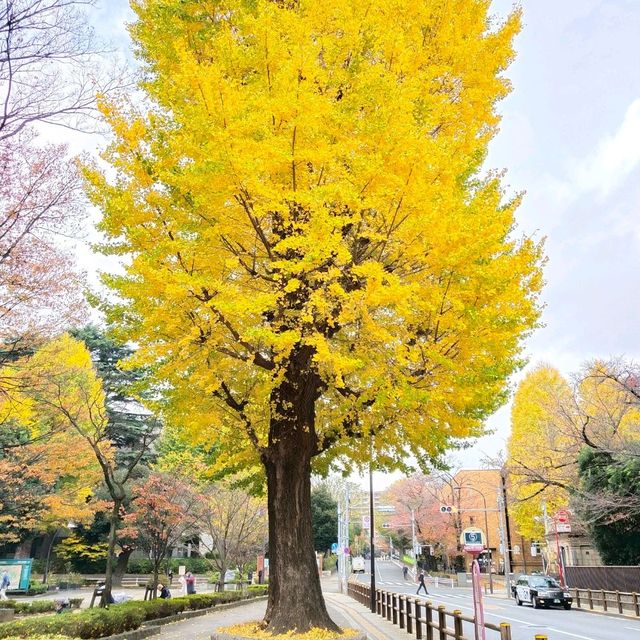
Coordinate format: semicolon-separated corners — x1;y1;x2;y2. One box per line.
352;560;640;640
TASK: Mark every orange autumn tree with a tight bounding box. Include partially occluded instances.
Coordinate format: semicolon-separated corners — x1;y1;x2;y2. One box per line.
84;0;543;632
0;337;104;545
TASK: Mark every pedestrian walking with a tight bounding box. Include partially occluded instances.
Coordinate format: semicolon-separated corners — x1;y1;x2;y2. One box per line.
416;570;429;596
403;566;409;580
0;570;10;600
185;571;196;595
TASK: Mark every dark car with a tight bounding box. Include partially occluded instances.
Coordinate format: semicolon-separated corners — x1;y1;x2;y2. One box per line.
514;574;573;609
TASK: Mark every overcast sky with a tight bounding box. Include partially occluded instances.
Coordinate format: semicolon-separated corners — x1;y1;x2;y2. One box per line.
63;1;640;484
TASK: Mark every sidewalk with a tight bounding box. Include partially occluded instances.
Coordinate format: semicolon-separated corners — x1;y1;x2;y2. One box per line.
156;574;408;640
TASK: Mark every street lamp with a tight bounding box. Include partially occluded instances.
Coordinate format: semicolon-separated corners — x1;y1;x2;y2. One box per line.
43;521;77;584
368;437;376;612
455;484;494;594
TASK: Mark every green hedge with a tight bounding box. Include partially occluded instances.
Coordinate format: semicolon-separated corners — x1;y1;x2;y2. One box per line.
27;583;50;596
126;557;211;575
0;586;268;639
3;600;57;614
3;636;81;640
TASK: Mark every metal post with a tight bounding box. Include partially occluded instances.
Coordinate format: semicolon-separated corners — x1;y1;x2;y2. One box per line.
411;508;418;564
369;445;376;613
497;492;511;597
554;520;565;586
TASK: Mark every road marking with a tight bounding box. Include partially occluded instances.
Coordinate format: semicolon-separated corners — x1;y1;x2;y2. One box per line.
546;627;599;640
624;626;640;632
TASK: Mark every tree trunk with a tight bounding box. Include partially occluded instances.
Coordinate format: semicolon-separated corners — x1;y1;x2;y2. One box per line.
218;561;227;592
102;499;121;606
112;548;132;588
13;537;33;559
262;434;339;633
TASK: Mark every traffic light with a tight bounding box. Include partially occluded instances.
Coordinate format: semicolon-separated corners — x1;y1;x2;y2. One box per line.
439;505;457;513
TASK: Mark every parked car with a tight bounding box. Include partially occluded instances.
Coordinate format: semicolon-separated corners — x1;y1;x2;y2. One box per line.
351;556;366;573
514;574;572;609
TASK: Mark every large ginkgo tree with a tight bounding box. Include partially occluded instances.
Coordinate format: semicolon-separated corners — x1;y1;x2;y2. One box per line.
84;0;543;632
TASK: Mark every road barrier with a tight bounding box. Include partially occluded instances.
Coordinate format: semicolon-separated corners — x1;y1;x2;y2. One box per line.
571;587;640;617
348;581;549;640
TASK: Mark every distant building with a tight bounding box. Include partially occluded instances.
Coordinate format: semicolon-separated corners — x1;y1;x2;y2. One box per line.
441;469;544;575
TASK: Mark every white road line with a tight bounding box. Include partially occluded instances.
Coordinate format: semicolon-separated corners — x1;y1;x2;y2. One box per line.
546;627;599;640
624;626;640;631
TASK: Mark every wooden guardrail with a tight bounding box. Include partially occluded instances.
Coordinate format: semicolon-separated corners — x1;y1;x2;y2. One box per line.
571;587;640;617
348;580;552;640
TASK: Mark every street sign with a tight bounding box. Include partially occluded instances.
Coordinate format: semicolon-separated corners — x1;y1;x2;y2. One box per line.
555;509;570;523
362;515;370;530
440;505;457;513
331;542;338;553
556;523;571;533
460;527;486;554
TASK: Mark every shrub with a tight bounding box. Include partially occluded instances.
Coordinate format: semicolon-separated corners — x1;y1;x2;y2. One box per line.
26;583;49;596
2;600;57;615
0;584;267;638
2;636;81;640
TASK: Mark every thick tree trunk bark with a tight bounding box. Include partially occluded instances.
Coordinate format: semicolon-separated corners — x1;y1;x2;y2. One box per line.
262;435;339;633
13;538;33;559
112;548;132;588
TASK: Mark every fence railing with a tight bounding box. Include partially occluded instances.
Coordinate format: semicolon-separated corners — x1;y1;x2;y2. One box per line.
571;588;640;617
347;581;552;640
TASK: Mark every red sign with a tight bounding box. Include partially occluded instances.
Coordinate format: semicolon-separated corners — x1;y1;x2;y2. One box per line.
555;510;570;524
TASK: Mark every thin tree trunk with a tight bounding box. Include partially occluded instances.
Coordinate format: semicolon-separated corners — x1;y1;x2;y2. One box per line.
262;436;339;633
102;499;121;606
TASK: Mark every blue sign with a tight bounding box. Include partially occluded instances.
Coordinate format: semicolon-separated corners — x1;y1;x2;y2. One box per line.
331;542;338;553
0;558;32;591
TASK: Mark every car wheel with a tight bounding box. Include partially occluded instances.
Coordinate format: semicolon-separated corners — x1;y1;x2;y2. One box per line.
515;595;522;606
533;597;541;609
564;603;572;610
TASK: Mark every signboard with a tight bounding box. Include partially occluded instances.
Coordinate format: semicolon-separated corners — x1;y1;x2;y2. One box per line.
460;527;486;554
362;515;370;530
555;510;570;524
556;523;572;533
331;542;338;553
0;559;32;591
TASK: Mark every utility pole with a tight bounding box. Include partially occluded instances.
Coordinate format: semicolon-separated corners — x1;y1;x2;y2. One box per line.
497;490;511;597
369;441;376;612
344;483;350;588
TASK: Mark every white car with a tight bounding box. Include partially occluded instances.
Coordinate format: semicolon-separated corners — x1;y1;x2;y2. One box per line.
514;574;573;609
351;556;365;573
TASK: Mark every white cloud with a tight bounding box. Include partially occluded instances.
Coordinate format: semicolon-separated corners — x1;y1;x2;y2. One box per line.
572;98;640;197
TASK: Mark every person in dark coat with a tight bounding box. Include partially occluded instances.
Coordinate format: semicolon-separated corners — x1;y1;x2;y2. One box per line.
416;570;429;595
